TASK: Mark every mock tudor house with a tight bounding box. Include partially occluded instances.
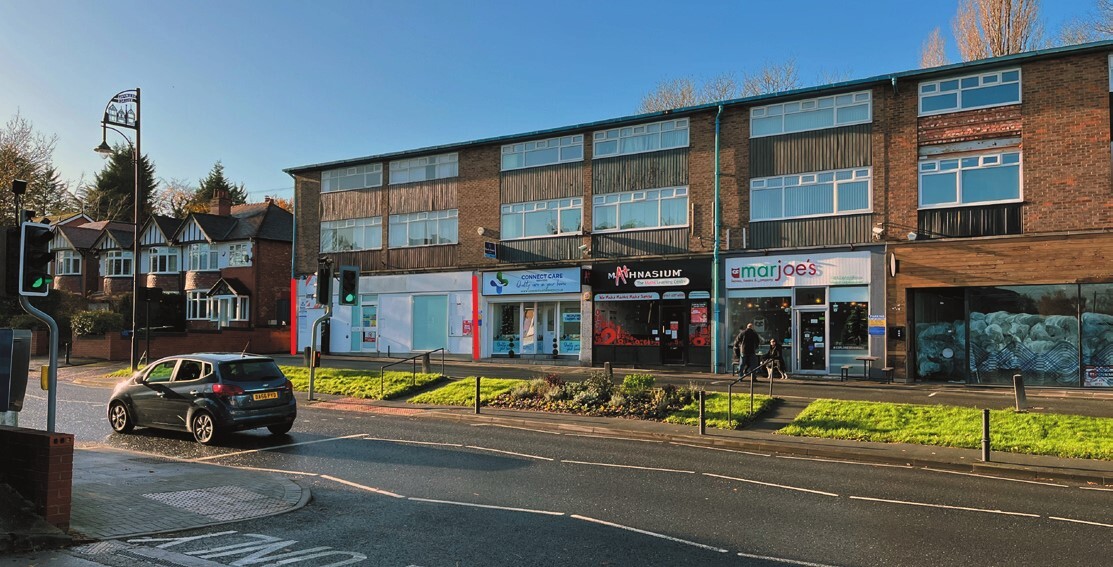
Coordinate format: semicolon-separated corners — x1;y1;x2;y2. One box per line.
288;41;1113;389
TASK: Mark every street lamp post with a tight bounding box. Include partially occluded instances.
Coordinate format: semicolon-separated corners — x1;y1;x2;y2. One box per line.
95;88;141;371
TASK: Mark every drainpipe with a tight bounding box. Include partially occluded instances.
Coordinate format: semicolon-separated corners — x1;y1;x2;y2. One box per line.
711;105;723;374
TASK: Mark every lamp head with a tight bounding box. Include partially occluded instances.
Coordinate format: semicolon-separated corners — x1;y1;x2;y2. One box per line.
94;140;113;156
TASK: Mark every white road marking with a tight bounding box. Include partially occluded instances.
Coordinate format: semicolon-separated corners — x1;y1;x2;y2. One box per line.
471;423;562;435
928;392;938;397
408;497;564;516
736;551;841;566
570;514;728;553
226;465;320;477
669;442;771;457
465;445;553;461
192;434;367;461
775;455;911;469
1079;486;1113;492
1049;516;1113;528
564;433;663;443
921;468;1068;487
321;474;405;499
703;473;839;497
563;460;695;474
849;496;1040;517
364;437;464;447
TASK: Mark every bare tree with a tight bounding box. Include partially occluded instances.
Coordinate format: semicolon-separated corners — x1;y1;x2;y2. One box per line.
739;59;799;97
953;0;1043;61
0;112;60;225
638;77;701;113
1058;0;1113;45
921;27;950;68
153;177;199;218
638;59;799;112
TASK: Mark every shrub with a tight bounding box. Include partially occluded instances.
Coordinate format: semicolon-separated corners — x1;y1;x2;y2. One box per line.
622;373;655;393
8;313;46;330
585;370;614;400
572;388;602;407
72;310;127;336
542;373;565;388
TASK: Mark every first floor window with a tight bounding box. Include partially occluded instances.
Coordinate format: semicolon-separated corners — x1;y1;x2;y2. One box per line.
103;251;132;277
592;187;688;232
388;209;458;247
321;217;383;252
227;243;251;267
919;151;1021;208
189;243;219;271
55;251;81;275
187;291;211;320
501;198;582;239
147;249;178;273
751;168;872;221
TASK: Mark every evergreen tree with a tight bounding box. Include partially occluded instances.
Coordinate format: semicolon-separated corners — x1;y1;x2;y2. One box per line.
194;161;247;211
85;144;158;222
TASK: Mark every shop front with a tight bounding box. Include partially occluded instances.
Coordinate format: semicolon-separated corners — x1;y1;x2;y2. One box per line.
590;259;711;368
725;250;883;376
481;267;582;359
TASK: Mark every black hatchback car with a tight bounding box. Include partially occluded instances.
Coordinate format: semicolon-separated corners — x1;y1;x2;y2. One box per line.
107;353;297;444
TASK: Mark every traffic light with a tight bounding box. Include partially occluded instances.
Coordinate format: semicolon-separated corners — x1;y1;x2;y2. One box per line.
315;262;332;306
1;227;18;297
19;222;53;297
338;266;359;306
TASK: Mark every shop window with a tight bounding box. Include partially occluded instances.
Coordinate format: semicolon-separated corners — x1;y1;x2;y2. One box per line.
968;285;1079;387
913;289;967;382
593;301;660;346
727;294;792;358
493;304;521;355
560;305;581;354
1082;283;1113;387
829;287;869;372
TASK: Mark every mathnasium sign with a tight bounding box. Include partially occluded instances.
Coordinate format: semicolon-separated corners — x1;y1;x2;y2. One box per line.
482;268;581;296
725;251;871;289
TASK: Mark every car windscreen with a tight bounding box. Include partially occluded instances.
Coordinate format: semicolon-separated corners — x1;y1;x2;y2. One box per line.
219;360;284;382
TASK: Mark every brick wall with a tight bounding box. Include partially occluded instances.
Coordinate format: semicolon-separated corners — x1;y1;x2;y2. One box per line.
184;271;220;291
254;239;292;324
145;273;180;290
71;327;291;361
0;427;73;530
102;277;130;296
293;173;322;276
918;105;1023;145
457;144;502;269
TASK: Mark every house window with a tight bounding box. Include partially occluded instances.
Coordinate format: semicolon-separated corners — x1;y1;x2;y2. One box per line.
593;118;689;158
592;187;688;232
388;210;459;248
147;249;178;273
322;164;382;193
919;151;1022;208
919;68;1021;116
750;168;872;221
501;198;583;239
103;251;132;277
187;291;211;320
501;135;584;171
55;251;81;275
389;153;458;185
321;217;382;252
189;243;219;271
227;243;251;267
751;91;872;137
213;296;250;322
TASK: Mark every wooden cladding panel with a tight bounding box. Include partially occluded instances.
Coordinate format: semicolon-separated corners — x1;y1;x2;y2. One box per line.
592;228;688;257
749;124;871;178
320;190;383;221
388;179;458;215
500;163;583;203
497;236;581;264
387;245;458;270
323;250;385;273
592;149;688;194
918;204;1022;239
749;214;872;249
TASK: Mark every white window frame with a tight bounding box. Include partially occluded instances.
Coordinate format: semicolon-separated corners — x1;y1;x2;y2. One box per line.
591;187;689;233
188;243;219;272
147;248;178;274
501;135;584;171
388;153;458;185
750;168;873;222
592;118;689;159
322;164;383;193
320;217;383;253
103;250;133;277
918;150;1023;209
388;209;459;248
750;91;872;138
227;243;251;267
918;68;1021;116
500;198;583;240
187;291;211;320
55;250;81;275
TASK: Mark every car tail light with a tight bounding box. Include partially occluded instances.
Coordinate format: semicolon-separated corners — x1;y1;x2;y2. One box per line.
282;380;293;393
212;383;245;397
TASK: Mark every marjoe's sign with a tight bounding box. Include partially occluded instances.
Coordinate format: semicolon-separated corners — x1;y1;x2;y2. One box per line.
725;252;871;289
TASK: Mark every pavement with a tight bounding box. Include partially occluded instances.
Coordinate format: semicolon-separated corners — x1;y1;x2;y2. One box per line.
1;355;1111;556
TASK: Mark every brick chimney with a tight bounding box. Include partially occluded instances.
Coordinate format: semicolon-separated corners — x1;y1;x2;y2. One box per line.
210;187;231;217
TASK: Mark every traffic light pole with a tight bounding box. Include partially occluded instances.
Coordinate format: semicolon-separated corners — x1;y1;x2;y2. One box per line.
308;303;331;401
19;296;57;433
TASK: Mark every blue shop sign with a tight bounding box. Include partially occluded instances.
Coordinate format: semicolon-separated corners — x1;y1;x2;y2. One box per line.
482;268;581;296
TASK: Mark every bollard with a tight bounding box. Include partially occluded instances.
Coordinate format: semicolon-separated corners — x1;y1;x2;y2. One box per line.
603;361;613;384
1013;374;1027;411
698;390;706;436
421;352;431;374
981;408;991;462
749;370;755;416
475;376;481;415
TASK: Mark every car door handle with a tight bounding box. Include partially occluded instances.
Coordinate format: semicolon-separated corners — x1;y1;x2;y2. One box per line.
189;390;198;396
155;392;165;397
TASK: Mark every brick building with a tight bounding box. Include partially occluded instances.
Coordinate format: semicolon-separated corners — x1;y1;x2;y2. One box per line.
287;41;1113;388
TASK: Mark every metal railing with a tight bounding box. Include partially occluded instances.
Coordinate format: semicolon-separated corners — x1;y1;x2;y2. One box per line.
379;348;446;398
727;359;777;429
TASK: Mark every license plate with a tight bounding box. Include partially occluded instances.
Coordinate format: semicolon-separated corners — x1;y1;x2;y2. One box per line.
253;391;279;401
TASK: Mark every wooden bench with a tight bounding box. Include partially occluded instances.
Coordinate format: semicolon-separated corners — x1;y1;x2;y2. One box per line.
840;365;851;381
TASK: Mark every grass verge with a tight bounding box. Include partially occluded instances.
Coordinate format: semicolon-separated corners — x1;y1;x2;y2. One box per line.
409;377;525;406
779;399;1113;460
280;366;443;400
104;365;143;378
665;392;776;430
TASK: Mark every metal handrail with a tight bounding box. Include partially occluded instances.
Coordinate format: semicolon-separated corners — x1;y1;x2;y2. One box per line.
379;348;446;397
727;359;775;428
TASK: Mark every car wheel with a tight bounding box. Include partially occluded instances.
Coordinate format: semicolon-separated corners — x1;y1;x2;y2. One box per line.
267;422;293;435
191;411;219;444
108;401;134;433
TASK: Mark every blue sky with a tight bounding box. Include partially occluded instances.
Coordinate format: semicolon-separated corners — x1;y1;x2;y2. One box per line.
0;0;1098;204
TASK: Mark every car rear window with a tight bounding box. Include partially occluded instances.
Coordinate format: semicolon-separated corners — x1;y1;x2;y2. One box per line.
220;360;284;382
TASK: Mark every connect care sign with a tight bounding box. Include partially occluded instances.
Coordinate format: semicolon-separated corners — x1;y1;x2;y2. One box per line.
481;267;580;296
725;251;871;288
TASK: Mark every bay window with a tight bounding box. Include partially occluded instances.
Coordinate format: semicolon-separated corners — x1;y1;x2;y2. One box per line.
103;251;132;277
55;251;81;275
189;243;219;271
147;249;178;273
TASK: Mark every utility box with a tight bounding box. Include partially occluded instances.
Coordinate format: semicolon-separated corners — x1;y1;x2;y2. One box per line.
0;328;32;411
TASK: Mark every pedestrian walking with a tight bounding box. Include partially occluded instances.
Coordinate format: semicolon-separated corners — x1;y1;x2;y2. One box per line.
732;323;761;378
762;338;789;380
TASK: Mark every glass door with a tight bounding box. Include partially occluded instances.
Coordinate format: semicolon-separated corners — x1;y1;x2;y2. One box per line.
796;309;828;373
492;303;520;356
351;298;378;353
538;303;558;356
661;305;687;364
521;305;538;355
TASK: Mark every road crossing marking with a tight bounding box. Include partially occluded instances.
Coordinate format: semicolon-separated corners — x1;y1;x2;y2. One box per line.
321;474;405;499
921;468;1069;487
570;515;728;553
193;433;367;461
703;473;840;497
1049;516;1113;528
669;442;771;457
408;497;564;516
848;495;1040;517
465;445;554;461
736;551;841;566
563;460;695;474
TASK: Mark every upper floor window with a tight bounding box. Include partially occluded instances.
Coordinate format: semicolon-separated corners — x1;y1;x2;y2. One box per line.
189;243;219;272
227;243;251;267
103;250;132;277
322;164;382;193
389;153;458;185
919;69;1021;116
388;209;459;247
592;187;688;232
751;168;872;221
147;248;178;273
593;118;688;159
751;91;872;137
55;250;81;275
501;198;583;239
321;217;382;252
501;135;583;171
919;151;1022;208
